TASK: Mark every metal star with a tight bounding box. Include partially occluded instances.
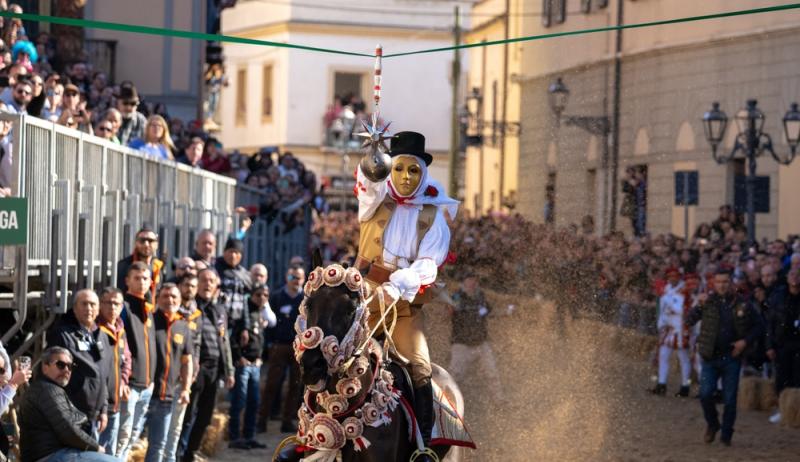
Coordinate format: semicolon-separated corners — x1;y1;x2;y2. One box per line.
357;119;392;153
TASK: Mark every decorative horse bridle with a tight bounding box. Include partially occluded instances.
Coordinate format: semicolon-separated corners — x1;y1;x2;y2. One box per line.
284;264;402;462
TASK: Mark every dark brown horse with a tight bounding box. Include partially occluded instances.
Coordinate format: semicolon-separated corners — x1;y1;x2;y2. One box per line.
274;262;463;462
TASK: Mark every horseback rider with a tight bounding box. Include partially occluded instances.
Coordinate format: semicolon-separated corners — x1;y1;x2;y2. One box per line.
354;131;458;459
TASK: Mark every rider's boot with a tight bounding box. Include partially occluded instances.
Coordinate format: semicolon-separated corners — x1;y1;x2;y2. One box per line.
413;380;436;461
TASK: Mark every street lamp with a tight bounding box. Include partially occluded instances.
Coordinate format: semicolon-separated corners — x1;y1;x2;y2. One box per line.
547;77;569;120
464;87;484;146
547;77;609;135
547;77;613;232
463;86;521;146
702;99;799;244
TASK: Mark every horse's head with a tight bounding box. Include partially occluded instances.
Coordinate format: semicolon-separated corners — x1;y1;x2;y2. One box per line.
293;264;369;392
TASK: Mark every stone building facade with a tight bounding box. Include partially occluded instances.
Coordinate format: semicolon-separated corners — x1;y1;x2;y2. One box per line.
516;13;800;240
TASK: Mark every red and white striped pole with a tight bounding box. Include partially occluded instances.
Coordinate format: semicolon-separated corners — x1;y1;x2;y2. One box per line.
372;44;382;128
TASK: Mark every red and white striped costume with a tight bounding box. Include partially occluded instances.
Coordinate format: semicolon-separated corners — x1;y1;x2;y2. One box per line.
658;281;690;349
656;279;692;388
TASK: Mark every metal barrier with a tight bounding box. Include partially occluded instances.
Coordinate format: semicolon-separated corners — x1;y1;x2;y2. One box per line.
0;113;312;350
242;205;311;289
0;114;238;346
235;183;313;288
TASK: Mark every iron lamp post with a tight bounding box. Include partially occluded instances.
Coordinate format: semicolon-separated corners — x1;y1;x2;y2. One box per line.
702;99;800;244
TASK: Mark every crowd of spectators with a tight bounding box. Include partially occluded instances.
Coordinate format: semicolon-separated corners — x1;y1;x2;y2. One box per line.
0;225;310;462
0;4;320;221
310;203;800;378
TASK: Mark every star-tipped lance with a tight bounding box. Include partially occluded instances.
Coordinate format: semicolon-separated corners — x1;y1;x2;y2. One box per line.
357;119;392;154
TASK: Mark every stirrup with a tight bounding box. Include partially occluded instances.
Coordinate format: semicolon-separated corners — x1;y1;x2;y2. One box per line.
409;447;439;462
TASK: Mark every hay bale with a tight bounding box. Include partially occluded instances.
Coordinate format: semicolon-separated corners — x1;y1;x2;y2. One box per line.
779;388;800;428
127;439;148;462
758;378;778;410
737;376;760;411
199;411;229;456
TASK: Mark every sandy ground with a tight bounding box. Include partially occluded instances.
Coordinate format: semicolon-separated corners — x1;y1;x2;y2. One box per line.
213;298;800;462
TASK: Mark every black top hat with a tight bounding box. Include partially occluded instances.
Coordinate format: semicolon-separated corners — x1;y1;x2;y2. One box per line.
389;131;433;166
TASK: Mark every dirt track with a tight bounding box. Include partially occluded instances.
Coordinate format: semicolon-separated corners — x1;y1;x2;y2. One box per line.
213;297;800;462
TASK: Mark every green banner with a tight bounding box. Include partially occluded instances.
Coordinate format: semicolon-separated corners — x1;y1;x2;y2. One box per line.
0;198;27;245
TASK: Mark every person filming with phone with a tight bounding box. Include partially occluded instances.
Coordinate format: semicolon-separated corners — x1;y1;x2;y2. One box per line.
0;341;31;433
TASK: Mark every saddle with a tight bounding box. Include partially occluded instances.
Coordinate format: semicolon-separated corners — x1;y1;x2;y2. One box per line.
385;360;475;450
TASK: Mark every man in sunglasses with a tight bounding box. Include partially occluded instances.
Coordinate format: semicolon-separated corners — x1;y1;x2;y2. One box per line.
18;346;119;462
117;225;165;303
46;289;112;440
166;257;196;284
116;83;146;146
4;78;32;115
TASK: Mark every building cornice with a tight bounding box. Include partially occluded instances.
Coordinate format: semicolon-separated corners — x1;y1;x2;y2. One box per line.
226;19;451;40
515;22;800;83
466;14;505;36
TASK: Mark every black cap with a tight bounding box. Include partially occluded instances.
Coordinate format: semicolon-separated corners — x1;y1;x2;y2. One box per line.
224;238;244;253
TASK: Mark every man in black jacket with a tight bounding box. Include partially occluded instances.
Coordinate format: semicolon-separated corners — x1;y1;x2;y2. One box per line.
766;267;800;424
46;289;111;438
686;268;763;446
18;346;118;462
178;269;235;462
117;261;157;460
448;273;500;396
215;238;252;326
228;284;270;449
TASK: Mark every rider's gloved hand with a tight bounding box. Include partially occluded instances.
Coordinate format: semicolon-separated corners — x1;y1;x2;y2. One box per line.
388;268;421;302
380;282;401;303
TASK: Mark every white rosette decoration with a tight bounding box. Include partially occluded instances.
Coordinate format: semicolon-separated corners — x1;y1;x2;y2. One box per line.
347;356;369;379
308;414;346;450
342;416;371;451
320;335;340;363
371;389;391;412
336;377;362;399
360;402;382;428
305;267;324;294
298;404;313;439
300;326;324;350
322;394;349;415
292;337;304;362
322;264;346;287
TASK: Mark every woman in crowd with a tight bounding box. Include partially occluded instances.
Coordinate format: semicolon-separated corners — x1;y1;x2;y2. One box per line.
128;114;175;160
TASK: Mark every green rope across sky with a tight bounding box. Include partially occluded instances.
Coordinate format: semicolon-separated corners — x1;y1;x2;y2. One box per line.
1;3;799;59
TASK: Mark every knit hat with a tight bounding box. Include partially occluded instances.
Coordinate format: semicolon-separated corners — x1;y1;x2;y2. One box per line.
224;237;244;253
